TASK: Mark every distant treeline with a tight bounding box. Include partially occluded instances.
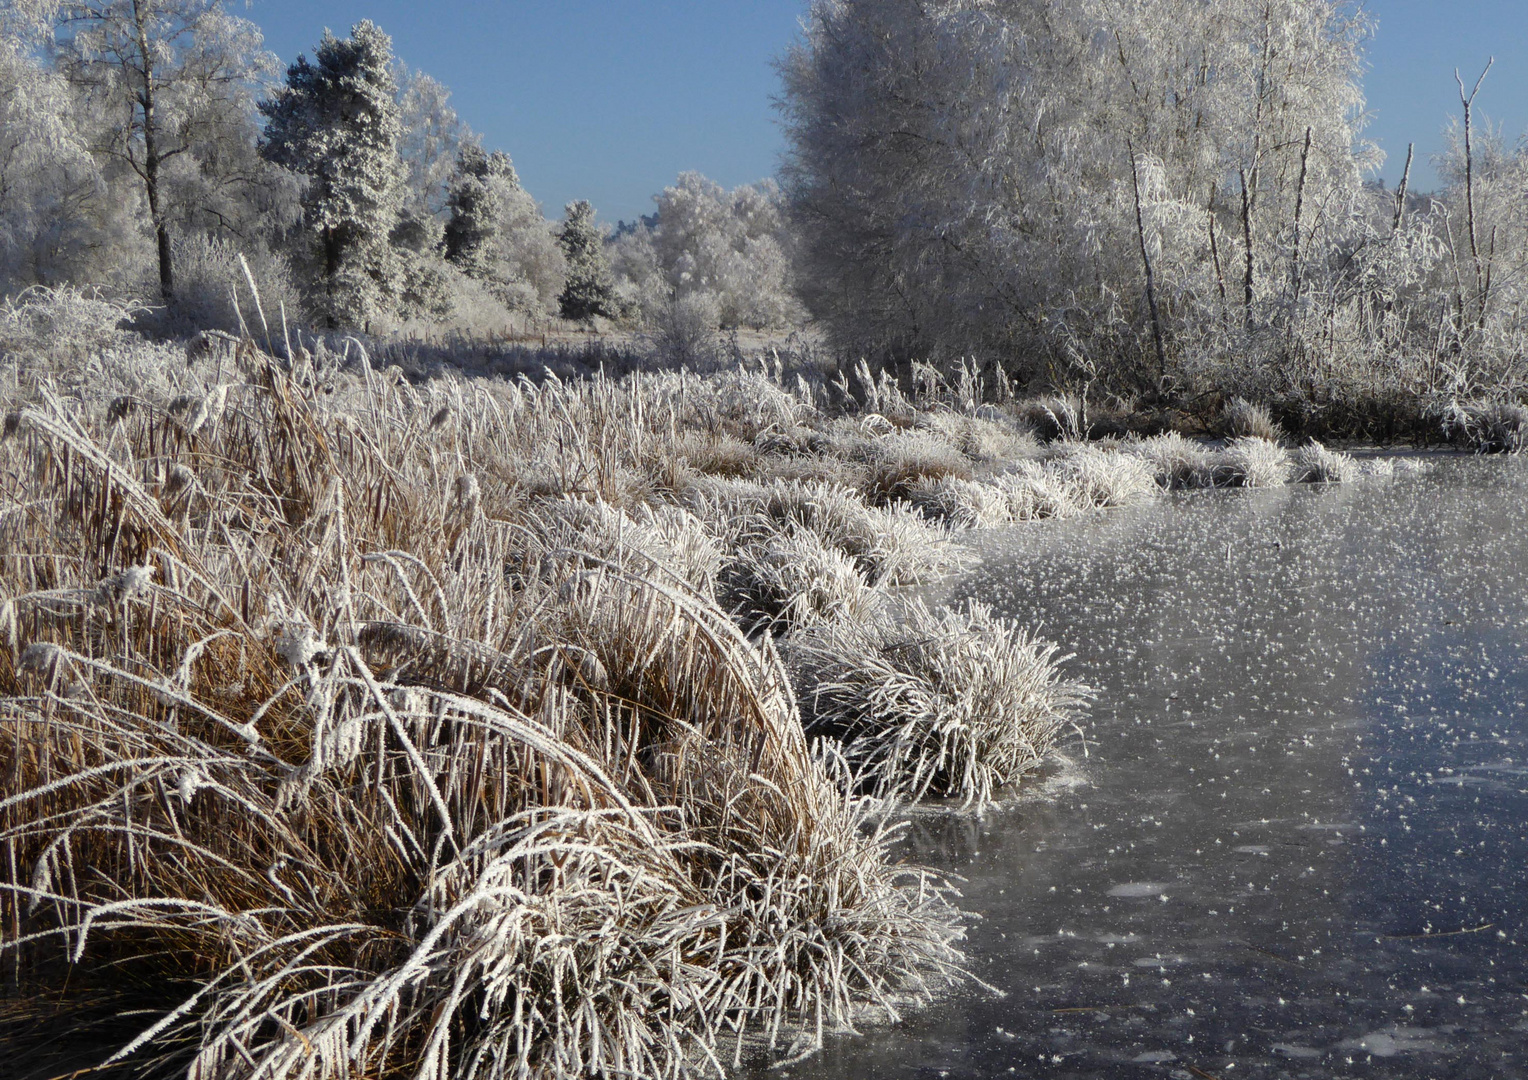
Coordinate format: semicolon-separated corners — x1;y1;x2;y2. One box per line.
3;0;1526;426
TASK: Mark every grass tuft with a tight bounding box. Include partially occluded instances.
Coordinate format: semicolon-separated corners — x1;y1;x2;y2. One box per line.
0;351;971;1078
789;599;1091;808
1221;397;1284;443
1291;440;1360;483
1214;437;1292;488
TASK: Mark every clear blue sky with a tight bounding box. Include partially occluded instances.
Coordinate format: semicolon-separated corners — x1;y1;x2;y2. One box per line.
246;0;1527;223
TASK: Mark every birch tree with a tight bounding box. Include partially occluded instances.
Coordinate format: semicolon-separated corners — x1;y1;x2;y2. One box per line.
611;172;805;330
0;33;115;288
46;0;276;301
779;0;1374;385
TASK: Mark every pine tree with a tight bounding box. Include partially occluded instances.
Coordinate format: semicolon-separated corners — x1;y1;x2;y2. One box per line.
443;144;513;279
443;145;566;315
260;20;405;330
557;200;615;322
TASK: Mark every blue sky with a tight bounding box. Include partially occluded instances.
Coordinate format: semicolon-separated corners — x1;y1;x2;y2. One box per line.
247;0;1527;224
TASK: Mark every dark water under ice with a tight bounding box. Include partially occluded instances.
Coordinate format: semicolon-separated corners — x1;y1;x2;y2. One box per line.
782;455;1528;1080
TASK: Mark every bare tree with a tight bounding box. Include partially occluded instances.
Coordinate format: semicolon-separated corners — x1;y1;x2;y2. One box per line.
1455;59;1493;331
49;0;276;301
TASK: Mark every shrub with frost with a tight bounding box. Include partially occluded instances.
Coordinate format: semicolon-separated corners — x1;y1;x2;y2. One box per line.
652;291;722;367
790;599;1091;807
163;234;304;336
0;286;141;362
1014;396;1084;442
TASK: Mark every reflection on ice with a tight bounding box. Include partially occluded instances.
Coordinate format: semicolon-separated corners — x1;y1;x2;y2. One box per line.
767;455;1528;1079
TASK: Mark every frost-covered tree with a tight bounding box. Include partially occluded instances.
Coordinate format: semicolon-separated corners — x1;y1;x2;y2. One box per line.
0;34;123;289
780;0;1374;384
556;199;614;322
442;144;565;314
612;172;804;330
43;0;278;301
261;20;405;330
395;64;467;223
442;145;508;277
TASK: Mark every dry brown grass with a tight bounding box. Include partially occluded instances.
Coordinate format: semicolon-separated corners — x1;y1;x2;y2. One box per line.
0;351;969;1079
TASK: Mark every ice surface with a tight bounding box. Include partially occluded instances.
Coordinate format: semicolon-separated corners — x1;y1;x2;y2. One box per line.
764;455;1528;1079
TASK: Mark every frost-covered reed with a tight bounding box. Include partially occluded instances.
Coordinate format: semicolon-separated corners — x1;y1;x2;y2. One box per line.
0;349;975;1079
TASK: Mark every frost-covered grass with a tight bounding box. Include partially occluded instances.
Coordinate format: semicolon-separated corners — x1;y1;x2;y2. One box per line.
1221;396;1284;443
904;447;1156;529
1215;436;1293;488
1292;440;1361;483
0;341;977;1079
1441;401;1528;454
790;600;1092;807
1124;431;1219;489
1119;433;1353;491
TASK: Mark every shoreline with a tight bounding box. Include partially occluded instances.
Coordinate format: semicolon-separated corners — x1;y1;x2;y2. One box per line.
0;304;1510;1078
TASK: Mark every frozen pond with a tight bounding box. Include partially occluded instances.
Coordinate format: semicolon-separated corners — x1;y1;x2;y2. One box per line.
780;456;1528;1079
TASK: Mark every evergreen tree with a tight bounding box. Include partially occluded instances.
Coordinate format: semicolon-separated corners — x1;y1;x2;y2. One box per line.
443;144;512;279
444;145;565;315
260;20;404;330
556;200;615;321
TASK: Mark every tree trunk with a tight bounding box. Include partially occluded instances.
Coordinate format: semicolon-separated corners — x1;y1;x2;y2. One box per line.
1128;141;1167;381
1207;183;1229;329
144;146;174;302
1392;143;1414;234
1239;167;1255;333
1288;126;1312;322
323;227;341;329
1457;60;1493;333
134;1;173;301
